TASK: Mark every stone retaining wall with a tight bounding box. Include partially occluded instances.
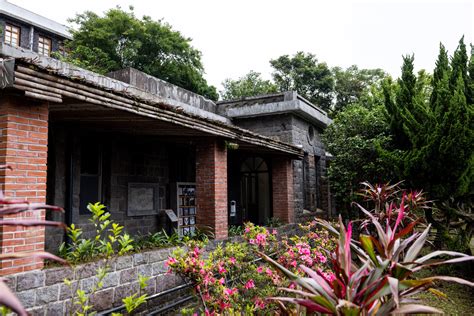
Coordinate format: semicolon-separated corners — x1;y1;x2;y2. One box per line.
5;224;302;315
5;247;182;315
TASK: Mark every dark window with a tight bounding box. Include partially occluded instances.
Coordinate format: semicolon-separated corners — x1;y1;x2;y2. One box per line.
79;142;102;214
4;24;20;47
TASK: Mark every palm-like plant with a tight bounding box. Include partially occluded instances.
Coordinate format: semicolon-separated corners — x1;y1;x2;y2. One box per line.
0;166;67;316
262;200;474;315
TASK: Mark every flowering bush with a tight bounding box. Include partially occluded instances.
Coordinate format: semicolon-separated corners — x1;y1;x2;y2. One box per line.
167;222;339;314
166;237;283;314
242;222;277;251
278;221;336;281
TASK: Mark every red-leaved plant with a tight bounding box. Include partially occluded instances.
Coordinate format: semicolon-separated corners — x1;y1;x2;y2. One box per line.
262;199;474;315
0;165;67;316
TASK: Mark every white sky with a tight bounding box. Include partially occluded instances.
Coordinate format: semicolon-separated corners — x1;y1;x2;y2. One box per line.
8;0;474;90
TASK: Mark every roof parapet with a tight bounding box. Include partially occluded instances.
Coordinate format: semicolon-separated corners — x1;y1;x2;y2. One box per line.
217;91;331;128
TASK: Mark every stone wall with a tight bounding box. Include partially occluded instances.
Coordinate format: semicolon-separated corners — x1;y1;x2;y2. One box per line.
6;224;302;315
0;15;64;54
4;247;183;315
233;114;330;222
46;129;195;253
0;15;32;49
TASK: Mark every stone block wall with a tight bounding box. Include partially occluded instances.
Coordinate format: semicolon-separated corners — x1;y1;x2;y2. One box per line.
5;247;183;315
46;132;180;252
232;114;330;222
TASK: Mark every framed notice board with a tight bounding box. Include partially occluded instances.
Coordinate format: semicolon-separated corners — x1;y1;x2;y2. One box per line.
176;182;196;236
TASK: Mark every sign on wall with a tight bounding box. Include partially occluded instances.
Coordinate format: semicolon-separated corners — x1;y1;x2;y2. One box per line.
127;183;161;216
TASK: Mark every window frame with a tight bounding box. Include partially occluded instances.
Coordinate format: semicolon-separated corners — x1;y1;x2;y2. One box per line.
38;35;52;56
4;23;21;47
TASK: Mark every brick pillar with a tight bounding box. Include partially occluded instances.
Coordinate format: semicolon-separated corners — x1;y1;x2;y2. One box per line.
195;139;228;239
0;96;49;275
272;157;294;223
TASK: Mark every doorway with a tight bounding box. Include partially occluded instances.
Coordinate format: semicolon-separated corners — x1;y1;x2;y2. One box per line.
240;157;271;225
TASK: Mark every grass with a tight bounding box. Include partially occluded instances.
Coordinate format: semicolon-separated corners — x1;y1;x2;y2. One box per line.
415;265;474;315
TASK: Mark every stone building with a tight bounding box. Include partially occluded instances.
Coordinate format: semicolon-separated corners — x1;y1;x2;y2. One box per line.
0;2;333;276
0;0;71;57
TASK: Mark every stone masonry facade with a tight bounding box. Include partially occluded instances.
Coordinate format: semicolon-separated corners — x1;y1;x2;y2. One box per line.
3;248;183;315
234;114;329;222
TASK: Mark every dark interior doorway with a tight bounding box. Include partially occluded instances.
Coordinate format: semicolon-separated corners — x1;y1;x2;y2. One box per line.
240;157;271;225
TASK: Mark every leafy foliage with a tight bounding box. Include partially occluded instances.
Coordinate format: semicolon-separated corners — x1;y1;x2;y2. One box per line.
167;222;337;314
60;202;151;315
270;52;334;111
332;65;387;113
432;198;474;253
382;37;473;202
263;199;474;315
322;103;396;213
220;70;277;100
59;202;134;263
167;238;283;314
63;7;218;100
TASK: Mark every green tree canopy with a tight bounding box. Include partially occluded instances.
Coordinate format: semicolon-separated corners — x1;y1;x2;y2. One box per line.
322;101;395;214
220;71;278;100
65;7;218;100
270;52;334;111
383;37;473;201
332;66;387;113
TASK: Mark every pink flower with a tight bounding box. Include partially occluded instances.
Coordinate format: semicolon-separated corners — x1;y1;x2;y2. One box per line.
254;298;266;309
256;233;267;245
290;260;297;267
272;229;277;235
265;268;273;276
165;257;177;267
218;265;227;274
224;287;238;296
245;279;255;289
249;239;255;244
256;266;264;273
245;226;251;233
324;272;336;283
218;277;225;285
317;253;327;263
229;257;236;265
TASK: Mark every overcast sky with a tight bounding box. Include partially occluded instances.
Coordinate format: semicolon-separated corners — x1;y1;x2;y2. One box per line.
9;0;474;90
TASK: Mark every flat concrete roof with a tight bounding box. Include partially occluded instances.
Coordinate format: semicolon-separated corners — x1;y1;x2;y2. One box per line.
217;91;332;128
0;0;71;39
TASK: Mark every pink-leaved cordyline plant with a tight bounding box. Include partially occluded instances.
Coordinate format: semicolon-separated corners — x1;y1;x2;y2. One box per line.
262;200;474;315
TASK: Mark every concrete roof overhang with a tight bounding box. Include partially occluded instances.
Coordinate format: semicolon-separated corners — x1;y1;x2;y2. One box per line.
217;92;332;129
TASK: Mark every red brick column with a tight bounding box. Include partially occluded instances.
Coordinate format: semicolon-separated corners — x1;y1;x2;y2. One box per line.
195;139;228;239
272;157;294;223
0;96;49;275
